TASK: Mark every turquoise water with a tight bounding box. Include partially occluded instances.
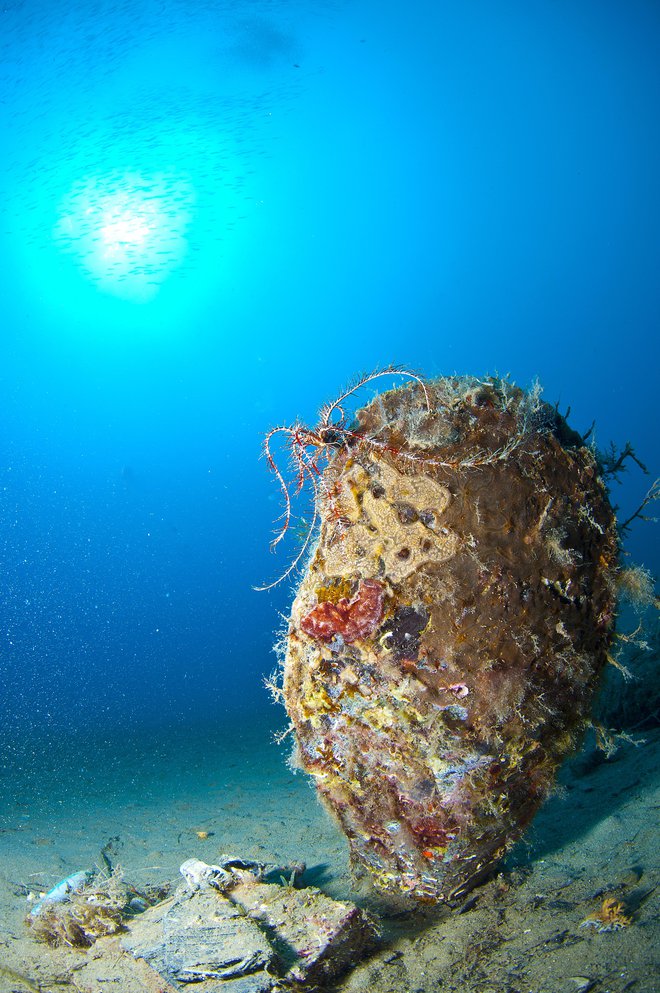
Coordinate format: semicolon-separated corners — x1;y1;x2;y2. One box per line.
1;0;657;746
0;2;658;988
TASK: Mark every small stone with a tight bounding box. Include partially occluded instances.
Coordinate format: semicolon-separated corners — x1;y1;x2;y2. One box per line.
230;877;378;985
122;888;276;985
567;978;596;993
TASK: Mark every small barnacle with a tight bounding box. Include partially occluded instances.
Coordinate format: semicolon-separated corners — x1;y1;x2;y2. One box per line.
581;896;632;932
445;682;469;698
418;508;438;529
394;501;418;524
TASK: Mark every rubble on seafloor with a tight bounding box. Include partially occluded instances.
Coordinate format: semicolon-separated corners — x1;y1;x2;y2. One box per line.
27;856;379;991
122;856;378;990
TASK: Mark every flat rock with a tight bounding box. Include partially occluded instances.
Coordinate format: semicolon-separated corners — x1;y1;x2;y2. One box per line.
121;860;378;989
230;878;378;986
122;888;276;989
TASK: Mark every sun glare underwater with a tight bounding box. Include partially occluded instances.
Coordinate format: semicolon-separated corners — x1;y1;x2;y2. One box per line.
54;169;196;303
42;99;251;316
2;0;292;338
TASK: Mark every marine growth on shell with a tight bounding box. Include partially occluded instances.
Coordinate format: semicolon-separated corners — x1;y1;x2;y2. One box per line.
266;373;619;906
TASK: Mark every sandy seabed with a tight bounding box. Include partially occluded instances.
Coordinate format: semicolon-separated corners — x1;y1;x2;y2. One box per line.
0;711;658;993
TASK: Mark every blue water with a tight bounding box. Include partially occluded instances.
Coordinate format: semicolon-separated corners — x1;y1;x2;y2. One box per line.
0;0;658;778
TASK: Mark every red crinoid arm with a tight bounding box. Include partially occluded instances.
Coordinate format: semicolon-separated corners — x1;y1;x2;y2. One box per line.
256;425;328;591
255;445;323;591
288;427;316;496
262;426;295;551
254;481;321;591
319;365;431;429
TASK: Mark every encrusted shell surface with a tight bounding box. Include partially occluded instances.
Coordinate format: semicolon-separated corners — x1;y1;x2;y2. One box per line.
282;378;618;905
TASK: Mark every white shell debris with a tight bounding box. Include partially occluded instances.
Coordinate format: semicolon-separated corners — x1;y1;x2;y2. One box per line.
179;858;233;893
